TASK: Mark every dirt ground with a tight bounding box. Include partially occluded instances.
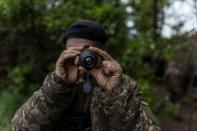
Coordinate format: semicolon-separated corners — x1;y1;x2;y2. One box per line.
159;87;197;131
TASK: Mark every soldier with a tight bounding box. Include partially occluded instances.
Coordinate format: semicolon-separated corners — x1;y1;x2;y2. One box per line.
164;60;182;103
11;20;161;131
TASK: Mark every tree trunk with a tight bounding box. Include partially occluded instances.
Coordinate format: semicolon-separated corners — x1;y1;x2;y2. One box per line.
152;0;159;41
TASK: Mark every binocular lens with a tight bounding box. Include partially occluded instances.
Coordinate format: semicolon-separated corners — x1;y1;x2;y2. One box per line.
79;48;97;69
84;57;94;66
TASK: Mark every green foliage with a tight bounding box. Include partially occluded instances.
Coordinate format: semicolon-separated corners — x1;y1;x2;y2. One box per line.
0;65;40;130
159;100;180;118
137;79;158;109
120;35;156;80
128;0;170;37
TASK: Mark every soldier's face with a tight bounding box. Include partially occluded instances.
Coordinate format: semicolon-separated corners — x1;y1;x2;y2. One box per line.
66;38;97;84
66;38;96;48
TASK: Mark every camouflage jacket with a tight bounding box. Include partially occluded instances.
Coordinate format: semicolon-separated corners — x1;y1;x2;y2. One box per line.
11;72;161;131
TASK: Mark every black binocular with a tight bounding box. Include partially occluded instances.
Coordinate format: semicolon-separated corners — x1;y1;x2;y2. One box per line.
78;46;98;94
79;46;97;70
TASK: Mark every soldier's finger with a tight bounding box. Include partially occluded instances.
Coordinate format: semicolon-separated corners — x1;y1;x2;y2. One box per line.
67;46;84;51
62;53;79;60
74;56;80;65
57;53;79;65
57;50;79;65
60;46;83;56
62;50;81;56
89;47;113;60
103;61;120;73
102;61;112;75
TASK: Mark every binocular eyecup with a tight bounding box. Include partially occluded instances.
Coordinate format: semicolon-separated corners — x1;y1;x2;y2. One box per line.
79;46;97;70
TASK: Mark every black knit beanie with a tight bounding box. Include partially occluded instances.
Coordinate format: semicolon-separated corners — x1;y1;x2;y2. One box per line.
63;20;108;45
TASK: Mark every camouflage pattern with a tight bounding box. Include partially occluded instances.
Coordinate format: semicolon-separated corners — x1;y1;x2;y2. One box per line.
11;72;161;131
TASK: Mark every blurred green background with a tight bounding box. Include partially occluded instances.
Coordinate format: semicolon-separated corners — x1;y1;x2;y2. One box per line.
0;0;197;130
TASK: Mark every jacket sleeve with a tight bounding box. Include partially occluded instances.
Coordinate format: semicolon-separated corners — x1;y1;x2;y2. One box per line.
11;72;74;131
94;74;161;131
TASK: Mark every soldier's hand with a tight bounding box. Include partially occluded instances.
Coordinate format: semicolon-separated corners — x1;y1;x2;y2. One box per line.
89;47;123;91
55;46;83;83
